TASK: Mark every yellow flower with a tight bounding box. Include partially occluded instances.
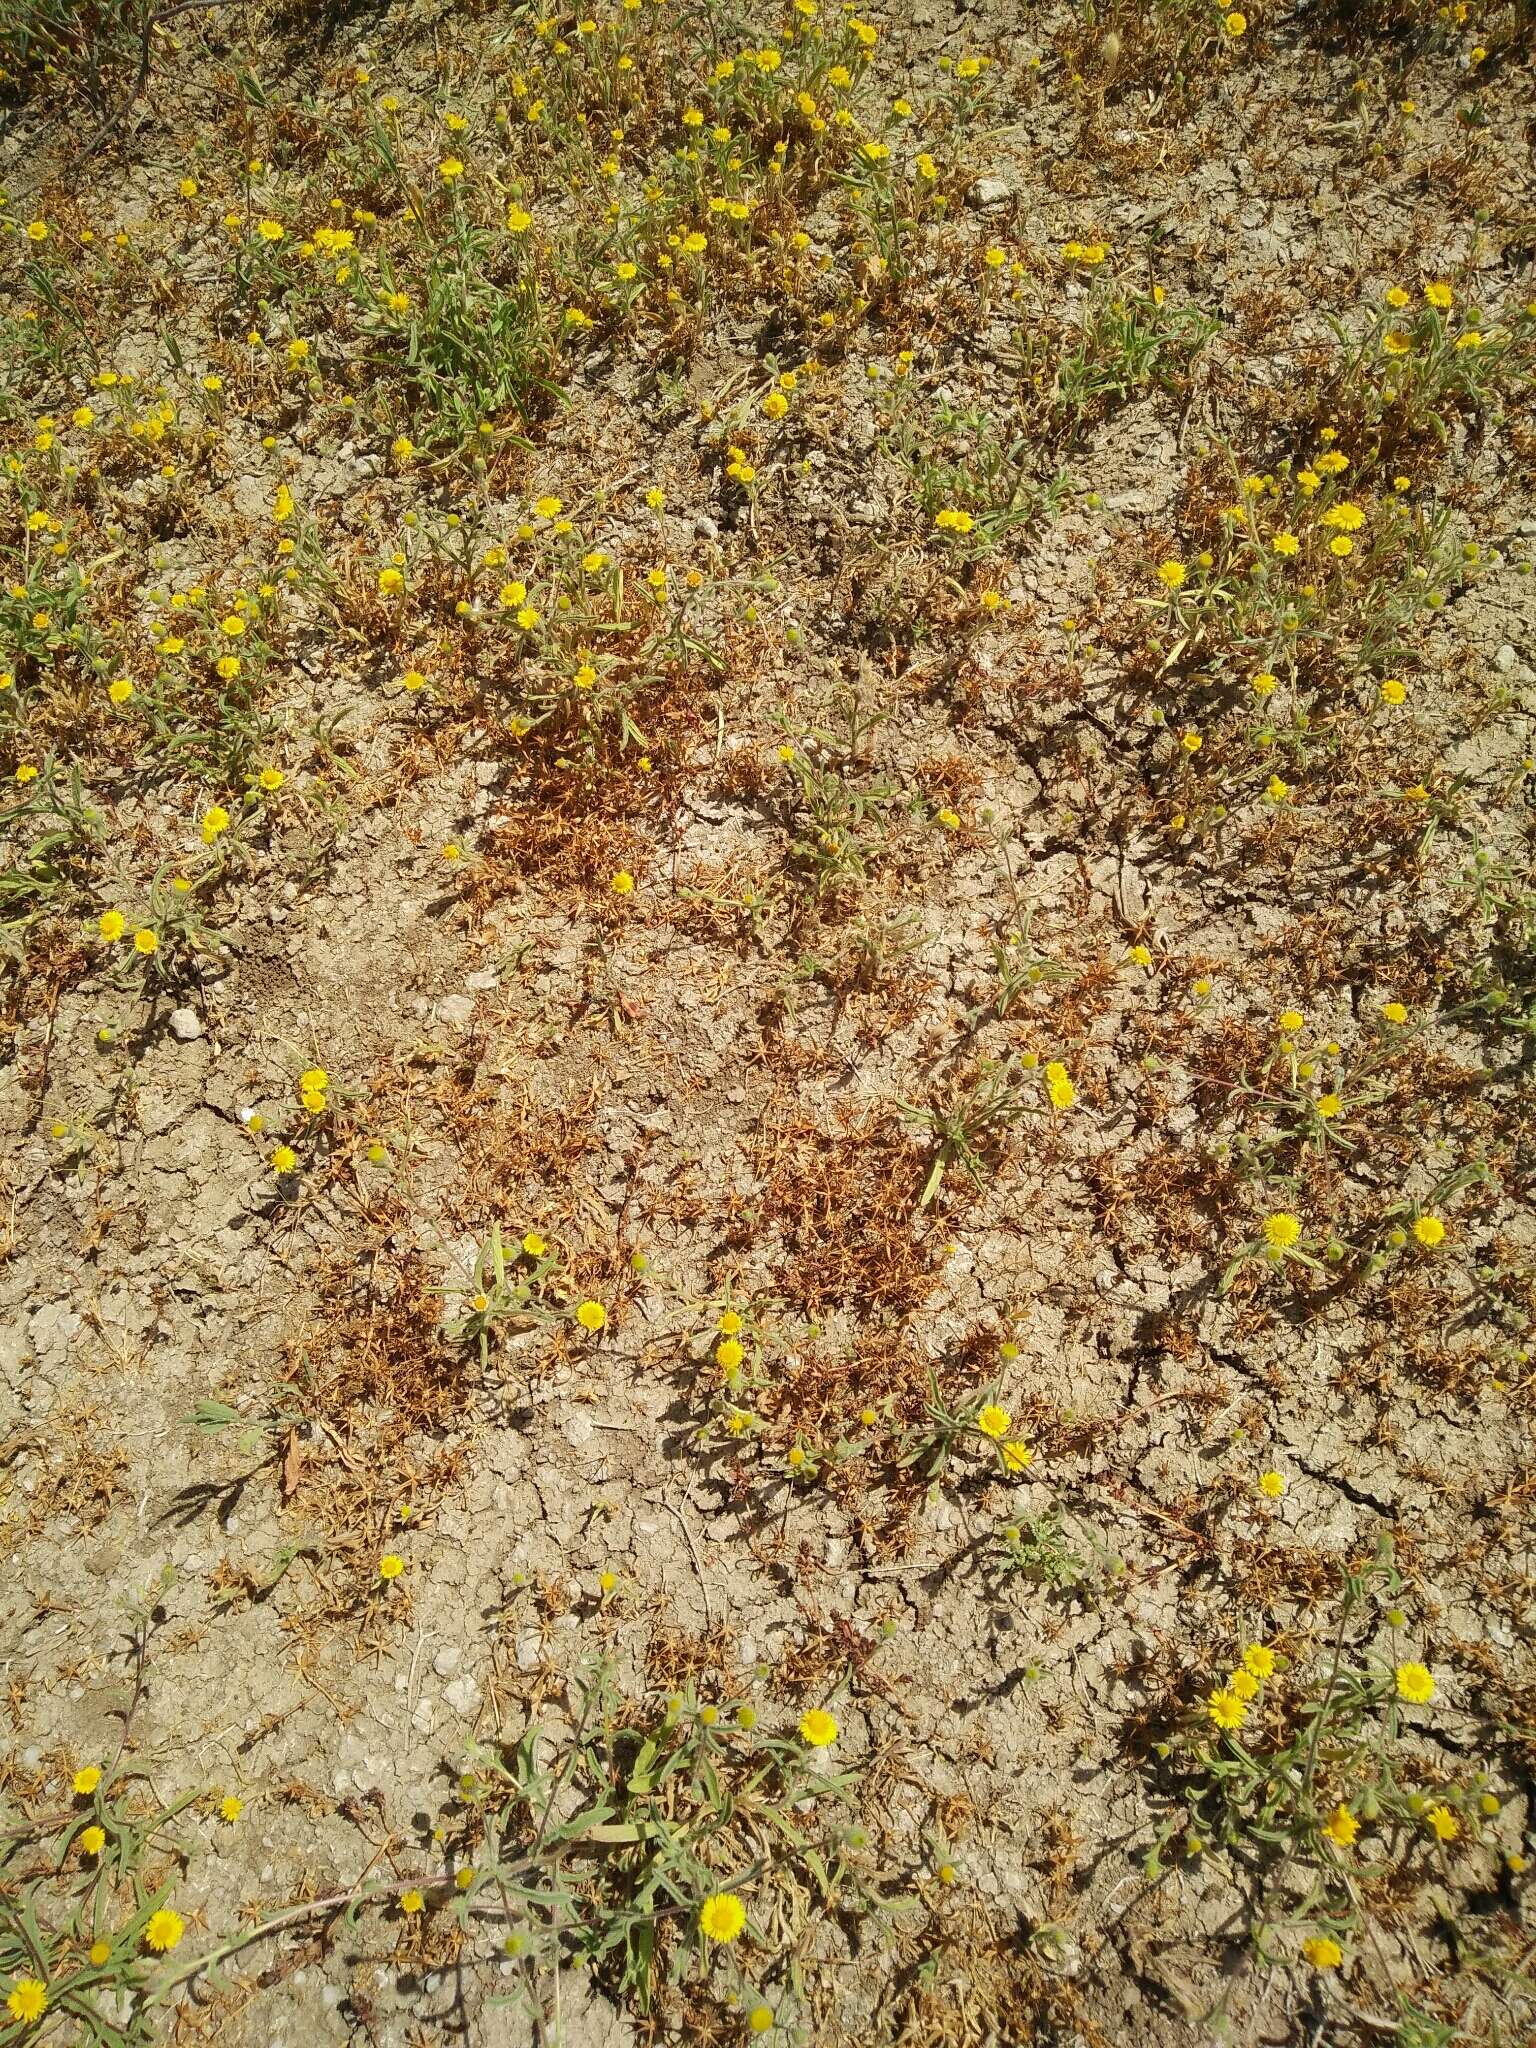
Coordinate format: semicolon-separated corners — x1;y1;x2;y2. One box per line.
1322;1804;1359;1847
143;1908;185;1952
506;205;532;233
438;156;464;181
1224;9;1246;31
1263;1212;1300;1249
575;1300;607;1331
799;1707;839;1746
73;1766;103;1796
610;870;635;894
1395;1662;1435;1704
1379;678;1406;705
6;1979;47;2024
522;1232;547;1257
1412;1215;1445;1247
1302;1936;1342;1970
256;218;285;242
1000;1439;1034;1473
1258;1470;1286;1498
133;928;159;955
400;1888;425;1914
219;1795;244;1823
379;1554;405;1581
272;1146;297;1174
1205;1687;1247;1730
698;1892;747;1942
1156;560;1186;589
26;219;49;242
1424;280;1453;310
1242;1643;1275;1679
1381;1001;1407;1024
98;910;126;942
80;1824;106;1855
257;766;284;791
976;1403;1011;1439
1426;1804;1458;1842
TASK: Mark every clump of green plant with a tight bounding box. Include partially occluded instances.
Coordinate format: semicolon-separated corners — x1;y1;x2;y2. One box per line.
994;1507;1122;1594
447;1664;892;2029
902;1051;1076;1206
1144;1542;1513;1993
887;391;1071;560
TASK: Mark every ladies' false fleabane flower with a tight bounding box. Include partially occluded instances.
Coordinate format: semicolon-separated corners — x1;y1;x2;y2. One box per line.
799;1708;838;1747
143;1908;184;1952
575;1300;607;1331
1395;1662;1435;1704
6;1979;48;2024
698;1892;746;1942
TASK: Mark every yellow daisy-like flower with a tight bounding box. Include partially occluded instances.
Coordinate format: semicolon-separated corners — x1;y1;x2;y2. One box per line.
1205;1687;1247;1730
1322;1804;1359;1847
143;1908;184;1952
1395;1662;1434;1704
6;1979;48;2023
1302;1936;1342;1970
975;1403;1011;1439
799;1707;839;1746
575;1300;607;1331
73;1766;103;1796
698;1891;746;1942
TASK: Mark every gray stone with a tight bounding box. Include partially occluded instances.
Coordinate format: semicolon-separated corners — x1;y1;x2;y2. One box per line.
168;1007;204;1041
